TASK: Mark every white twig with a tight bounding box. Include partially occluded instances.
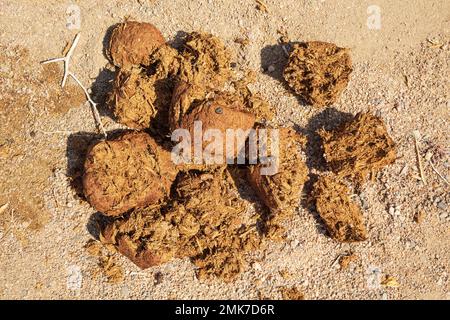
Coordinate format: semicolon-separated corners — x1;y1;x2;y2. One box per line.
412;130;426;185
429;160;449;186
41;33;81;88
0;203;9;215
330;254;343;268
36;130;76;135
40;33;107;139
69;72;107;139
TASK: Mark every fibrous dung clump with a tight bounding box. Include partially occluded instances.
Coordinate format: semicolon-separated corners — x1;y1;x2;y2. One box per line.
100;205;180;268
230;70;275;122
83;132;178;216
247;127;309;239
167;31;234;131
312;173;367;242
169;79;267;134
284;41;352;107
110;44;181;131
173;167;261;281
178;32;232;89
319;112;396;183
110;68;174;130
110;31;265;133
107;21;165;69
100;167;262;282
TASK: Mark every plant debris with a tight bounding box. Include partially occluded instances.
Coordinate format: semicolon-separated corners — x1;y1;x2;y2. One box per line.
0;203;9;215
83;131;178;216
284;41;352;107
339;253;358;270
231;70;275;122
312;173;367;242
319;112;396;184
413;130;426;185
255;0;269;13
414;210;425;223
381;275;400;288
84;240;124;284
279;286;305;300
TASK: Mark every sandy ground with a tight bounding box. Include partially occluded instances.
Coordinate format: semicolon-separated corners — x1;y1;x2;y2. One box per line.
0;0;449;299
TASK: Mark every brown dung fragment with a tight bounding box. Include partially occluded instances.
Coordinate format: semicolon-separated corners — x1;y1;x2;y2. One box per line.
247;127;308;211
319;112;396;184
178;32;232;89
284;41;352;107
246;127;309;240
83;132;178;216
169;81;207;132
339;253;358;270
280;287;305;300
107;21;165;69
109;44;181;130
169;83;257;169
312;173;367;242
179;95;256;161
169;75;269;133
110;68;172;130
100;205;180;268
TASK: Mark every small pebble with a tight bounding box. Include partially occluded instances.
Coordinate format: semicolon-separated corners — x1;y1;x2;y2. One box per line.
388;206;395;216
405;239;416;250
252;262;262;271
436;201;446;211
290;239;299;248
433;197;441;206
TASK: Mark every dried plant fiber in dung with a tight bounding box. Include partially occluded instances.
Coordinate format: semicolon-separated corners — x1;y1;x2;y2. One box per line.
319;112;396;184
284;41;352;107
83;132;178;216
312;173;367;242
